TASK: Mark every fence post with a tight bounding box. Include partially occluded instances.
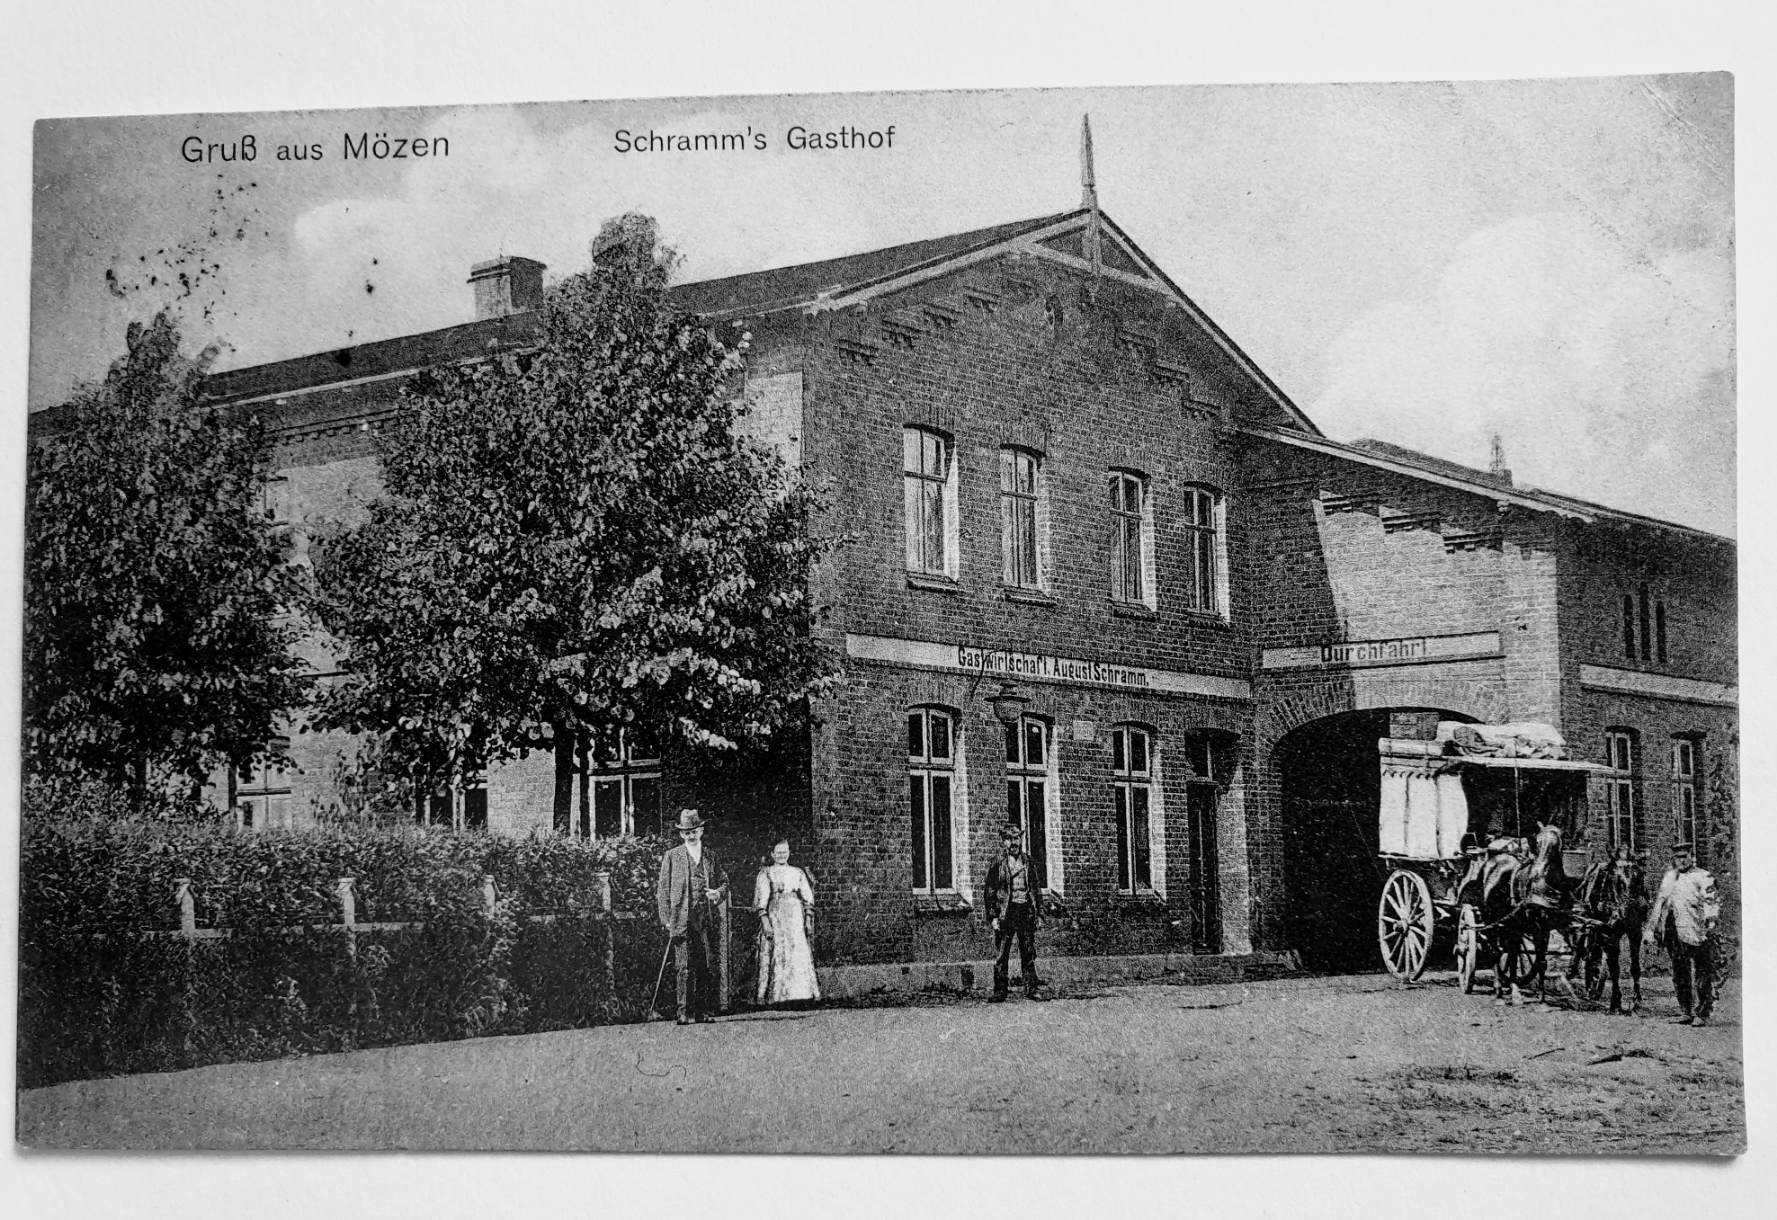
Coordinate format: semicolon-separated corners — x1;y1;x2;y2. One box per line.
175;878;196;939
173;878;197;1060
336;877;357;958
482;874;498;914
596;870;615;1002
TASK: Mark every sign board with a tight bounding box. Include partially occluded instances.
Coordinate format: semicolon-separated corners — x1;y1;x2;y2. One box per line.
1260;630;1500;672
844;633;1252;701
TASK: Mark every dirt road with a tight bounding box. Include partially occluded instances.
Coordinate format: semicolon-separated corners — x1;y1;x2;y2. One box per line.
18;970;1743;1153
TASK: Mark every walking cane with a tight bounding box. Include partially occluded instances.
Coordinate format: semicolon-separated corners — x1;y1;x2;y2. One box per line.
647;939;673;1022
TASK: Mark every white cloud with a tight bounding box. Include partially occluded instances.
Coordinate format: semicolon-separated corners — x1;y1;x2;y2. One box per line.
1309;212;1734;535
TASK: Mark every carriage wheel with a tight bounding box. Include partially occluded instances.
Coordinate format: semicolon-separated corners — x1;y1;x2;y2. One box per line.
1377;870;1436;981
1456;904;1481;994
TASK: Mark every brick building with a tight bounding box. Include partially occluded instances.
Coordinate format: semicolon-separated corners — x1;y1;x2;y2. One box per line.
63;190;1735;973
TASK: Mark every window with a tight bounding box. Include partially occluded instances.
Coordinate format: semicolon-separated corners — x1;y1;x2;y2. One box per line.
1655;600;1669;664
1000;448;1043;589
1005;715;1054;891
1112;725;1155;891
903;427;955;577
909;707;958;891
1671;736;1700;851
1638;584;1652;662
1622;594;1636;660
1604;729;1639;852
1109;471;1152;604
418;776;488;832
1183;485;1226;615
236;738;294;831
587;726;662;838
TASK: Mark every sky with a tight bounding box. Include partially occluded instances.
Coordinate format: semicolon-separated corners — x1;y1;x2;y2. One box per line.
28;77;1735;535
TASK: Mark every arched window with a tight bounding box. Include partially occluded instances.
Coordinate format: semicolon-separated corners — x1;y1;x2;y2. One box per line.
1655;599;1669;664
1622;594;1637;660
1111;724;1158;892
1004;714;1055;891
908;706;960;891
1638;584;1652;662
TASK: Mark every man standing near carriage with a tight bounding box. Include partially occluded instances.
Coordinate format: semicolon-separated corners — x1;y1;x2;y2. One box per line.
1645;841;1721;1026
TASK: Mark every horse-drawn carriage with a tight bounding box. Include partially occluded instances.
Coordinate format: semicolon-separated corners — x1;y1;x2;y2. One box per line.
1373;722;1623;1000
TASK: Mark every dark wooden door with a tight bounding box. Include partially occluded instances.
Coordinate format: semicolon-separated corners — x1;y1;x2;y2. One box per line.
1187;782;1222;955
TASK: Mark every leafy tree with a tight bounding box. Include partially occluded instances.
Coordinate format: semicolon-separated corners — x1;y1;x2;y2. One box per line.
313;215;835;824
24;313;312;804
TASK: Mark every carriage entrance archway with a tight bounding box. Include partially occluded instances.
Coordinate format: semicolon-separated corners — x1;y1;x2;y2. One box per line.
1276;707;1477;973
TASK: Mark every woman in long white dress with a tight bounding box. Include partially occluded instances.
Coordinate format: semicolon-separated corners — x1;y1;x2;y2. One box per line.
754;840;821;1006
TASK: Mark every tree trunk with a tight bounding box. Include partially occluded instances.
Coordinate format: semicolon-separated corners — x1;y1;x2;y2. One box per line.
553;720;575;835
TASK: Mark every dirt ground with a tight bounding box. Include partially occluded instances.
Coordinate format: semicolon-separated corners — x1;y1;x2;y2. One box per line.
16;968;1744;1154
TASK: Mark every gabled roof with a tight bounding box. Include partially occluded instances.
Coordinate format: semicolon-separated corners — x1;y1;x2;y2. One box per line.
670;207;1322;435
667;212;1076;318
1243;425;1733;545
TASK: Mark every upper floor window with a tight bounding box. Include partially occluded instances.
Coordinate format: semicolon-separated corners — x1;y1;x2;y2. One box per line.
1604;728;1639;852
1005;714;1054;891
908;706;959;892
1109;470;1153;606
1111;724;1156;892
1183;485;1226;616
1000;447;1044;590
1671;735;1701;852
588;725;662;838
903;427;956;578
1621;585;1670;665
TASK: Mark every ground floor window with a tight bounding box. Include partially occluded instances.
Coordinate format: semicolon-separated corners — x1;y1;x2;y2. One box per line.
909;706;958;891
1005;714;1054;891
1112;724;1155;892
1604;729;1639;851
418;775;488;831
1671;735;1700;852
587;726;662;838
235;738;294;831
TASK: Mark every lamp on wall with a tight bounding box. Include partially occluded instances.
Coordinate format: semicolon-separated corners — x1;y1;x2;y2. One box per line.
987;682;1030;726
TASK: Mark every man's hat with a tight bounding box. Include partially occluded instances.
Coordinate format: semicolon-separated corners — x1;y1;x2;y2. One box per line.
675;808;705;832
1672;840;1695;853
1001;821;1024;839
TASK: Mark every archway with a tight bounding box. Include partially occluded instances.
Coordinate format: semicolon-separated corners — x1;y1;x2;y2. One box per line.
1275;707;1477;973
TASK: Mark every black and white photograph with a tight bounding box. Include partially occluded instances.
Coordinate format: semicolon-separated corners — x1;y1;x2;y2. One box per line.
4;4;1768;1207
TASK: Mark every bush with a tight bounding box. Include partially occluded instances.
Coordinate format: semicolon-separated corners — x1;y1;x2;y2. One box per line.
17;806;711;1088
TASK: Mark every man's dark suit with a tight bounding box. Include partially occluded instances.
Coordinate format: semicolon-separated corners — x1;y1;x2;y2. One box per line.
656;842;728;1021
984;850;1042;999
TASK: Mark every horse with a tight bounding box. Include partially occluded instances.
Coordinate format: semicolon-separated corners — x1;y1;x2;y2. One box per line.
1566;845;1647;1014
1479;823;1572;1006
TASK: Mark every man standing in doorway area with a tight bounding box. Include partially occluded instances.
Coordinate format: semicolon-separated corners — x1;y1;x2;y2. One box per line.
1645;841;1721;1026
986;821;1045;1002
657;808;729;1025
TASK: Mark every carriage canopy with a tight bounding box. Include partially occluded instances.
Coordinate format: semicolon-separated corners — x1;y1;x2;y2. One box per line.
1377;723;1610;862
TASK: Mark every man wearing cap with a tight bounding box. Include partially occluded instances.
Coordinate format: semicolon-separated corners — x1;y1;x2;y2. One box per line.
1645;841;1721;1026
985;821;1044;1002
657;808;729;1025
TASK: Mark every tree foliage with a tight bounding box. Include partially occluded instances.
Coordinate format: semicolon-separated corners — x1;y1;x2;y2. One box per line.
24;313;311;795
313;214;835;790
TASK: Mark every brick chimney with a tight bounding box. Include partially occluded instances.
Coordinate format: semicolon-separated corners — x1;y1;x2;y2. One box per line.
468;256;546;319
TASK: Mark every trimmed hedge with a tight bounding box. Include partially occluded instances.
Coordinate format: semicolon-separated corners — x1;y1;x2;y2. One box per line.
19;812;722;1089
